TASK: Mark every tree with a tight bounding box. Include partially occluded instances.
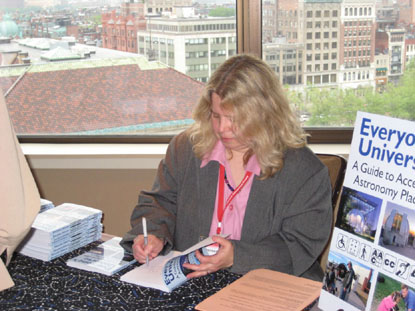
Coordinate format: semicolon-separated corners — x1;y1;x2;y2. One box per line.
208;7;235;17
288;61;415;126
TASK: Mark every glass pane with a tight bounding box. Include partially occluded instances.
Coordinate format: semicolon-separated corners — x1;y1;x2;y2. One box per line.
0;1;236;135
262;0;415;127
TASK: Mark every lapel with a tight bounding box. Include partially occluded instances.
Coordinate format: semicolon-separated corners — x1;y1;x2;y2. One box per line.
198;161;219;238
241;174;276;242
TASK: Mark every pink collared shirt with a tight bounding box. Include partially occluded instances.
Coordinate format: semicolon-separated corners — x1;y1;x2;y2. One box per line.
201;141;261;240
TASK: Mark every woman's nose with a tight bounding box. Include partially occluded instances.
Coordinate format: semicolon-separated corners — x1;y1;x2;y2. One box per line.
219;117;232;132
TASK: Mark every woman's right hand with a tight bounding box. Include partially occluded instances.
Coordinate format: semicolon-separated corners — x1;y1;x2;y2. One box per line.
132;234;164;264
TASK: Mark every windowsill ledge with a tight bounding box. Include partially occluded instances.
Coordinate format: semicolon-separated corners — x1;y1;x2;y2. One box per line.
22;143;350;169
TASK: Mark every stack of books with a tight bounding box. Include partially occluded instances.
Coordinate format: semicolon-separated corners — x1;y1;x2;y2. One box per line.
17;203;102;261
40;198;55;213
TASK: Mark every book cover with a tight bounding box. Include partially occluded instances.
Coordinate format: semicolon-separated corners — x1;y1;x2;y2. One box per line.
318;112;415;311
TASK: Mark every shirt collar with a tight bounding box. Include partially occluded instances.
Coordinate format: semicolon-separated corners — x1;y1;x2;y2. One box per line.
200;140;261;176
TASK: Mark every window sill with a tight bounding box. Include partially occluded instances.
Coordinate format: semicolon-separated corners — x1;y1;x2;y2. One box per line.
22;143;350;170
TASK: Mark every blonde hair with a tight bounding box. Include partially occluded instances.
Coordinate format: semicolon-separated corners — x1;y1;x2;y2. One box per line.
187;54;307;178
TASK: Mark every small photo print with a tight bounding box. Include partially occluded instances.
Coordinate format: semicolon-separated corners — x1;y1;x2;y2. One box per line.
371;273;409;311
323;251;373;311
336;187;383;242
380;201;415;261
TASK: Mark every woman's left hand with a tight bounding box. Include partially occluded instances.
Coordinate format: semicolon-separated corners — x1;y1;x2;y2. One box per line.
183;236;234;279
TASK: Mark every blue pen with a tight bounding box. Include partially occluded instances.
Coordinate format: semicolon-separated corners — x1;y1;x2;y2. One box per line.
142;217;149;266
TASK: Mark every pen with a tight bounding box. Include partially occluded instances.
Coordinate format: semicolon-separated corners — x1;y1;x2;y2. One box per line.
142;217;149;266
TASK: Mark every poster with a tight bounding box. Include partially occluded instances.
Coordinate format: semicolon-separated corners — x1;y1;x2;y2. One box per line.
318;112;415;311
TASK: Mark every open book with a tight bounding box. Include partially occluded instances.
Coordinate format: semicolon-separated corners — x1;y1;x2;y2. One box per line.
67;237;136;276
120;236;220;292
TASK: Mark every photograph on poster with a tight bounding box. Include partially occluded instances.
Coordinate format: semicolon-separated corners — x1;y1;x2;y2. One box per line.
380;201;415;260
370;272;409;311
323;250;373;311
336;187;383;242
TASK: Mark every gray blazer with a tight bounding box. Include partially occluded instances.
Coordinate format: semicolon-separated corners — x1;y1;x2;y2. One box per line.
121;131;332;281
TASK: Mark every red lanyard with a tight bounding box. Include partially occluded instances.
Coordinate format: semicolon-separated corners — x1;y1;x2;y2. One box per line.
217;164;252;234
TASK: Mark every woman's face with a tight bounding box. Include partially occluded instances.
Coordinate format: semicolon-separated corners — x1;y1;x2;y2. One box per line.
210;92;248;153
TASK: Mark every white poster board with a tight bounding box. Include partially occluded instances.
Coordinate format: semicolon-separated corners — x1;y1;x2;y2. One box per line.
319;112;415;311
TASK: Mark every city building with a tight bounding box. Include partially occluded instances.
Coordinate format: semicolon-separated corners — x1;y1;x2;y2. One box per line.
376;0;399;30
303;0;342;86
0;37;140;65
276;0;302;44
406;38;415;63
0;15;21;38
397;0;415;25
101;9;144;53
263;40;303;85
375;28;407;83
145;0;192;14
262;0;278;43
101;1;193;54
137;7;236;82
339;0;376;89
374;50;389;89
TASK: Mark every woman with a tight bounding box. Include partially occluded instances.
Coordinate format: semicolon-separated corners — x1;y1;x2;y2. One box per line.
120;54;332;281
378;291;401;311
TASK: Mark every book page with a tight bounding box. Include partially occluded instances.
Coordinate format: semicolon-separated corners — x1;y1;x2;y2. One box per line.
120;236;225;292
120;251;179;292
195;269;321;311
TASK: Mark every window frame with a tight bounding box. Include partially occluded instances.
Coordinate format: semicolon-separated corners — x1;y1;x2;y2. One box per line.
16;0;353;145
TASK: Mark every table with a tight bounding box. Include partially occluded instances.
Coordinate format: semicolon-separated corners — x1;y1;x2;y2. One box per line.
0;240;241;311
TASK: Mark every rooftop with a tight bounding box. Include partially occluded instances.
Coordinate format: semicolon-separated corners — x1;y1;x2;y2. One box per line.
0;38;143;65
2;56;204;135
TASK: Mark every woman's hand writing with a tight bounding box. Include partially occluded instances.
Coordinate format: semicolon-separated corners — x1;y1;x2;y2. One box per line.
132;234;164;264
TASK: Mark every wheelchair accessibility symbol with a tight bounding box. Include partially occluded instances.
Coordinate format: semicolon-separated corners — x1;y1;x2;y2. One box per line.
337;233;347;251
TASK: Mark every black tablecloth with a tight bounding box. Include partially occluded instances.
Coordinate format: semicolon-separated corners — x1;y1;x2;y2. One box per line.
1;241;241;311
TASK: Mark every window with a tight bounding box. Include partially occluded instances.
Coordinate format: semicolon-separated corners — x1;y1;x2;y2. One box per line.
6;1;237;138
7;1;415;143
